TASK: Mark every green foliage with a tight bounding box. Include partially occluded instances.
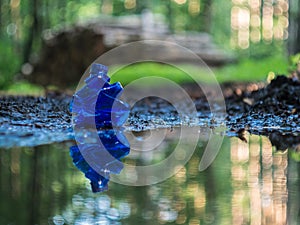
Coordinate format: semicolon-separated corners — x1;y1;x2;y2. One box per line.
290;150;300;162
0;0;291;92
110;56;289;86
110;63;194;85
235;42;287;60
211;0;232;48
5;81;44;95
214;55;289;83
0;38;21;89
290;53;300;65
289;53;300;72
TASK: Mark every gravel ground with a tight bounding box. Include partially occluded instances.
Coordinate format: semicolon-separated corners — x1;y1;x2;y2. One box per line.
0;76;299;149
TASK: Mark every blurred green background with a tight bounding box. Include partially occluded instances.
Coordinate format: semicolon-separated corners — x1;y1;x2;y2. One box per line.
0;0;299;94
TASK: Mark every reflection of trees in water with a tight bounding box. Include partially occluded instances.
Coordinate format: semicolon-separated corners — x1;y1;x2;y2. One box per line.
231;134;290;225
0;134;299;224
0;144;82;224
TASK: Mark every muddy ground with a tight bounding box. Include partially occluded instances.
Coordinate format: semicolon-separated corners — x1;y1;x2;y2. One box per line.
0;75;299;150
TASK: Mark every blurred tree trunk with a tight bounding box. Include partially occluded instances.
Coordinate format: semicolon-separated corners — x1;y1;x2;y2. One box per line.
58;0;66;24
23;0;39;63
166;0;174;32
10;0;22;42
202;0;212;33
0;0;2;36
28;148;40;225
288;0;300;55
44;0;50;28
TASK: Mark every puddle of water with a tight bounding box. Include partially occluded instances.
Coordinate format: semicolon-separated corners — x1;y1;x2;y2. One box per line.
0;130;299;225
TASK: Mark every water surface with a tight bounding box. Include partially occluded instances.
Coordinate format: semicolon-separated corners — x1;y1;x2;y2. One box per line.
0;131;299;225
